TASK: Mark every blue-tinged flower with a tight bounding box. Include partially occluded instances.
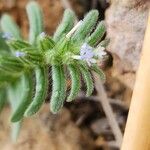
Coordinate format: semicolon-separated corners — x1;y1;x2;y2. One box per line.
15;51;26;57
2;32;13;40
80;43;94;59
72;43;96;66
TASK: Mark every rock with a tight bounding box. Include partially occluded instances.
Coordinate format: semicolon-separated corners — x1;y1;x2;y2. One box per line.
105;0;150;89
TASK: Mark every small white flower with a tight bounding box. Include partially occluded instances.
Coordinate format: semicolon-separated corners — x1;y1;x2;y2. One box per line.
86;58;97;66
96;50;107;59
94;46;106;59
39;32;46;38
15;51;26;57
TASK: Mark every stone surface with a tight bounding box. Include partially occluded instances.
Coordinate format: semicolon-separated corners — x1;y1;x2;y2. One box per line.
105;0;150;89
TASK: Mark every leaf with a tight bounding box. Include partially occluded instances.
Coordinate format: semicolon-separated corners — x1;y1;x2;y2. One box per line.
72;10;99;43
26;1;43;44
67;64;81;102
24;67;48;117
53;9;75;42
50;65;66;113
1;14;22;39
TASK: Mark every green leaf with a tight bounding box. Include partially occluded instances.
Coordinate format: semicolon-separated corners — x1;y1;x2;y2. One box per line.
0;33;10;53
0;88;6;113
0;56;24;73
87;21;106;46
72;10;99;43
7;39;31;51
79;64;94;96
1;14;22;39
37;35;55;51
26;1;43;44
67;64;80;102
91;64;106;82
53;9;75;42
10;73;33;122
7;77;24;140
24;67;48;116
50;65;66;113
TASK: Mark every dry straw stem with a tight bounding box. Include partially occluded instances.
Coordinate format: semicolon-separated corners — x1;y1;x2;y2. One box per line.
93;72;123;146
121;12;150;150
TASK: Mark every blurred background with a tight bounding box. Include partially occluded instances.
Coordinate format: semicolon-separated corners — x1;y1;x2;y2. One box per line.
0;0;149;150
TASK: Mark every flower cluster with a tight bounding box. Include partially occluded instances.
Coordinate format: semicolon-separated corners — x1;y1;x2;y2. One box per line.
72;43;106;66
